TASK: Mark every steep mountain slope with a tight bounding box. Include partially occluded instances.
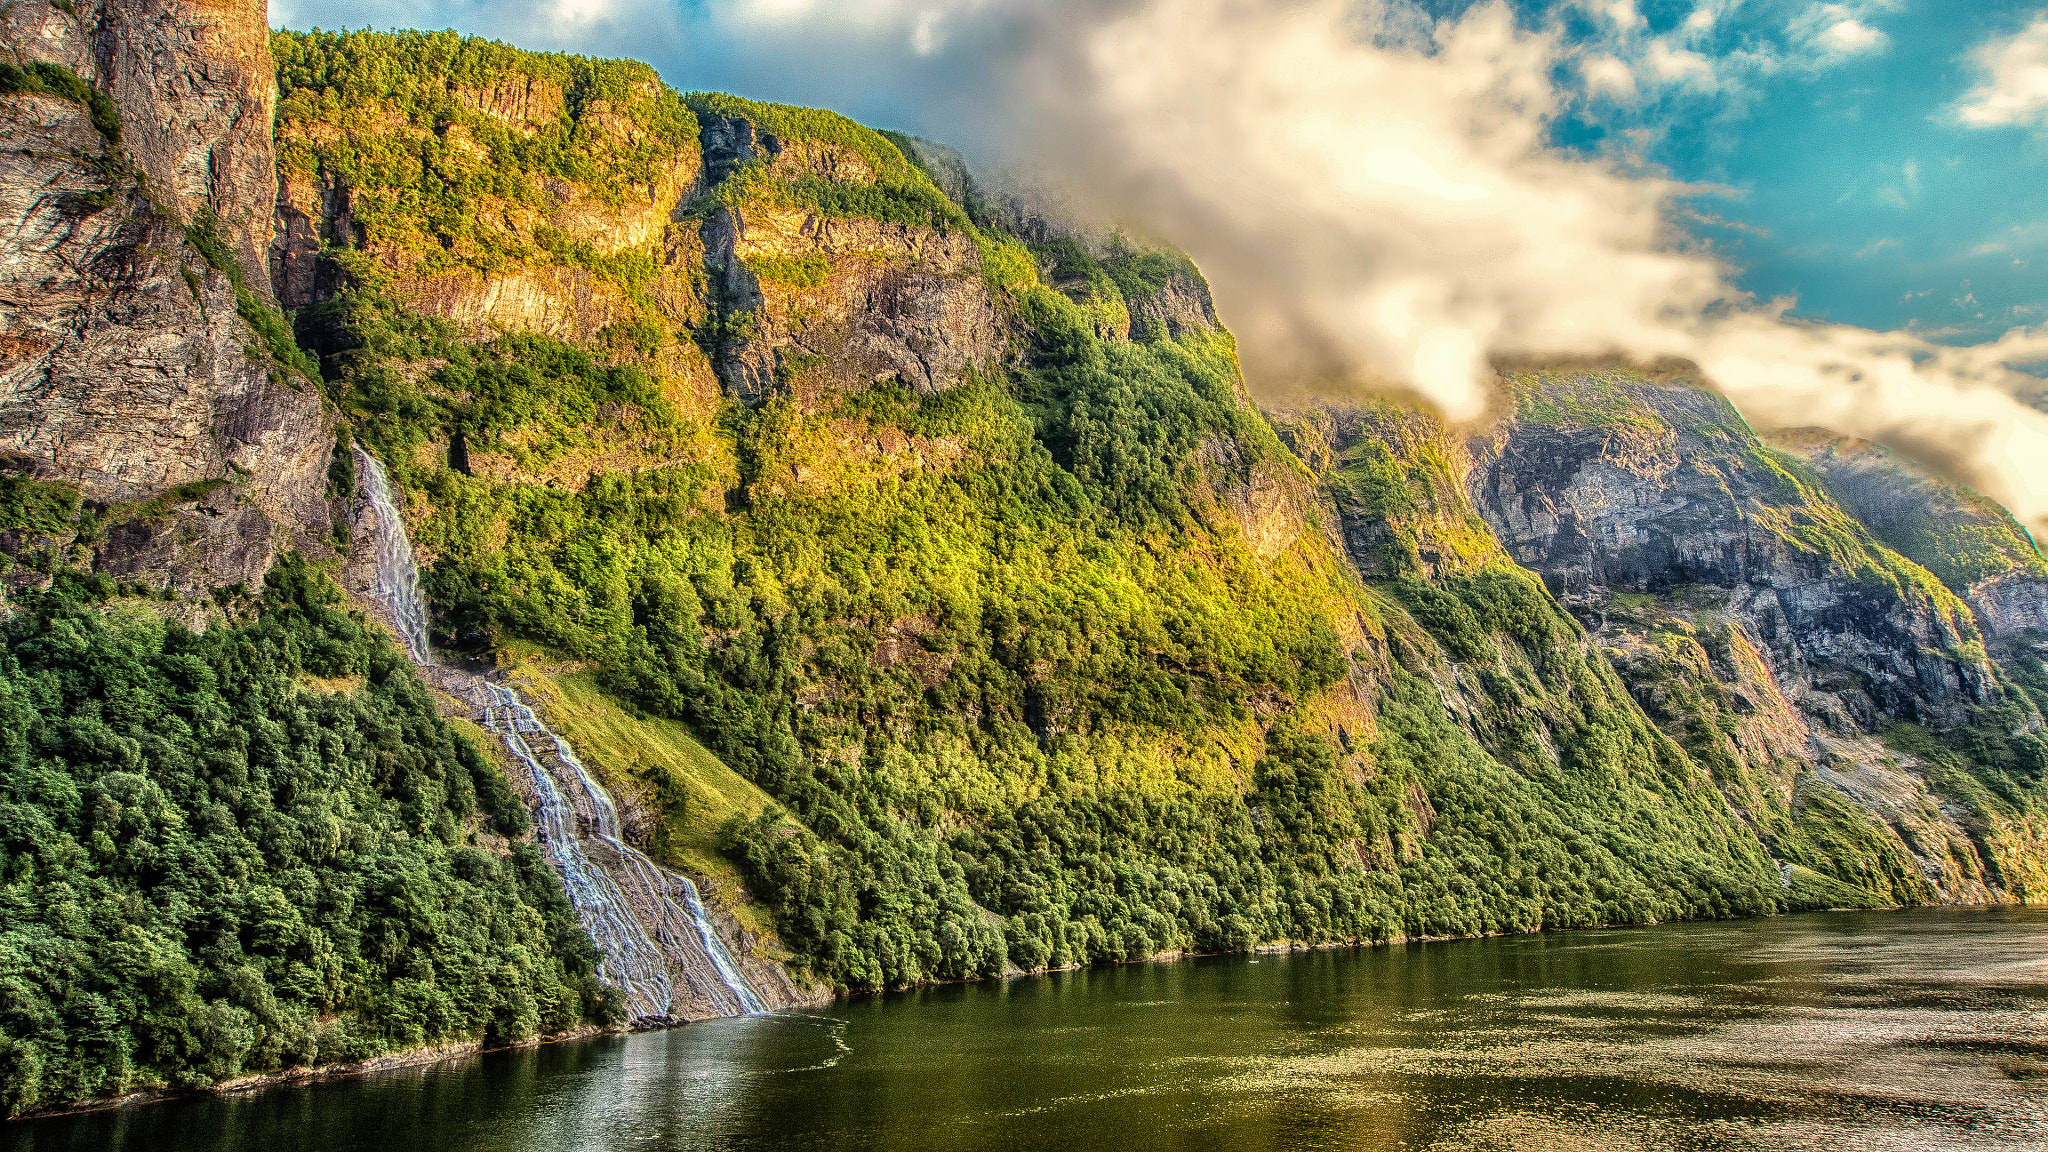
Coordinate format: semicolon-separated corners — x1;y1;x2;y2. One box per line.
1;13;2044;1119
271;28;1812;999
0;0;328;593
1770;429;2048;639
1458;368;2048;904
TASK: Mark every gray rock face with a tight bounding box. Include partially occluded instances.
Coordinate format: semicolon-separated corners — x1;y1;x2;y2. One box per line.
99;0;281;292
1467;373;1994;734
0;0;331;592
700;203;1003;406
1770;429;2048;641
1456;369;2031;902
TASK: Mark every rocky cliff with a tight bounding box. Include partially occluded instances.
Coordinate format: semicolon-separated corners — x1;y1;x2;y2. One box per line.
2;13;2045;1119
1448;367;2044;904
0;0;329;596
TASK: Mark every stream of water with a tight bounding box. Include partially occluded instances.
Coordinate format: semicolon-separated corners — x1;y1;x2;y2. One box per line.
355;449;763;1021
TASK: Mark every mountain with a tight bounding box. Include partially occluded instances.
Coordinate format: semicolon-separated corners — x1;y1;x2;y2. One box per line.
0;9;2041;1115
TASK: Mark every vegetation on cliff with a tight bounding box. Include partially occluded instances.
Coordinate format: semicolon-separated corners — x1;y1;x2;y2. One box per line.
0;563;617;1117
9;28;2040;1123
264;27;1806;993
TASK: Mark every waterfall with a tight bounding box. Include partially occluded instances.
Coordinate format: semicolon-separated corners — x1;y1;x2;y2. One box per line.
357;449;432;663
354;448;765;1021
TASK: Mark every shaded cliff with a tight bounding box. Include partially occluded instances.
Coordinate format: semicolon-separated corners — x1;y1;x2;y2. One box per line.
1448;367;2047;905
1769;428;2048;640
0;0;330;595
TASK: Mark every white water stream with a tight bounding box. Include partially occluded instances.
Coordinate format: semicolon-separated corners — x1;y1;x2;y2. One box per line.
356;448;765;1021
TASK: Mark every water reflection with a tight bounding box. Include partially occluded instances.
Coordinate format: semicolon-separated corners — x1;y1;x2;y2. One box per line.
8;909;2045;1151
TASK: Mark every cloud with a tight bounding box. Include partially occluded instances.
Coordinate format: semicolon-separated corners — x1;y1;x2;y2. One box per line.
1969;221;2048;258
1814;18;1885;56
1954;15;2048;128
1783;2;1894;64
1580;54;1638;101
966;0;2048;529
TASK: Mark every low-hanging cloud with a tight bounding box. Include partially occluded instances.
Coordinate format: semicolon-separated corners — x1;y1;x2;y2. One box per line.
965;0;2048;531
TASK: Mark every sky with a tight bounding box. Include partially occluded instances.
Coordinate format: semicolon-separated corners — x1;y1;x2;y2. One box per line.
270;0;2048;527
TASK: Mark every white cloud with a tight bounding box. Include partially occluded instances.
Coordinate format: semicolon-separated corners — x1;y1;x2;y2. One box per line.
988;0;2048;529
1580;54;1638;101
1954;15;2048;128
722;0;988;55
1816;19;1885;56
1784;2;1895;67
1968;221;2048;258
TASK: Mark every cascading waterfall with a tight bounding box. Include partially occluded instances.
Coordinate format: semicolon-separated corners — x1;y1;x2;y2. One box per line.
358;450;432;663
355;447;765;1021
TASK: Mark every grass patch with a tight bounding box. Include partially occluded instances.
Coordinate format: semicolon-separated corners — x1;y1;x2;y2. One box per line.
504;663;784;903
0;475;81;537
0;60;121;147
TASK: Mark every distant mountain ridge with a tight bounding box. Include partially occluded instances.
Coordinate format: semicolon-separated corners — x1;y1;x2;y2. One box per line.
0;6;2042;1116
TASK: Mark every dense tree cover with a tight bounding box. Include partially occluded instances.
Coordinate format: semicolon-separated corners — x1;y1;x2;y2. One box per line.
317;233;1789;992
0;564;618;1116
272;30;1817;999
272;29;698;275
686;92;969;233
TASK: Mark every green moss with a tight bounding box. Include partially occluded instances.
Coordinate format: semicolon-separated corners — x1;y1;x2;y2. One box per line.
1783;780;1932;906
0;60;121;148
0;476;81;538
685;92;968;232
1498;369;1678;434
745;250;832;288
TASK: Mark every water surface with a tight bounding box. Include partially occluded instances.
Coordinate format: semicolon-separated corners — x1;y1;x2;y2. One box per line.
12;909;2046;1151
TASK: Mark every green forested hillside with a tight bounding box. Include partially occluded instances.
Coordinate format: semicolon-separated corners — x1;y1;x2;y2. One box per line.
273;28;1794;995
7;6;2043;1128
0;565;617;1115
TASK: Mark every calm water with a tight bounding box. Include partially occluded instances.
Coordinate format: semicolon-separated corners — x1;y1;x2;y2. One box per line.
10;909;2046;1151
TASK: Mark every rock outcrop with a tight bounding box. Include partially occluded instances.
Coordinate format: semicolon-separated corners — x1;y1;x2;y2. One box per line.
1456;367;2034;902
0;0;329;593
1467;369;1994;734
1770;429;2048;640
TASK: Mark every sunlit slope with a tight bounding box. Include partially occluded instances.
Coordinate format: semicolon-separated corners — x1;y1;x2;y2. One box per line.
498;657;779;884
273;28;2046;1000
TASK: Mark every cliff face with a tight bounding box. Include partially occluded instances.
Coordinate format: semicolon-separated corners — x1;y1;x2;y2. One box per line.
1769;429;2048;640
0;0;329;593
1468;370;1994;733
1447;368;2044;903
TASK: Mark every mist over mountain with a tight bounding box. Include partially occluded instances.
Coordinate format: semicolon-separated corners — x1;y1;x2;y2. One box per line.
0;0;2043;1122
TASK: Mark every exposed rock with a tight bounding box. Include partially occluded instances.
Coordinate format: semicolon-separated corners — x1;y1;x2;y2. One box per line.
1467;371;1994;732
98;0;280;292
1459;368;2025;901
1272;401;1504;580
1770;428;2048;640
0;1;330;592
1129;271;1220;341
701;203;1002;406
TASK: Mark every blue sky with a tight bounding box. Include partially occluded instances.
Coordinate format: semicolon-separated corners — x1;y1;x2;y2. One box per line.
1544;1;2048;342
